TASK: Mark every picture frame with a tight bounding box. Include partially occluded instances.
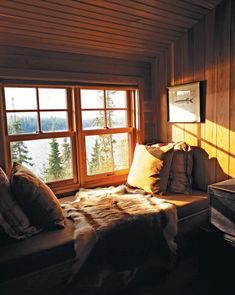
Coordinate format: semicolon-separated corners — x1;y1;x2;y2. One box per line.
167;82;201;123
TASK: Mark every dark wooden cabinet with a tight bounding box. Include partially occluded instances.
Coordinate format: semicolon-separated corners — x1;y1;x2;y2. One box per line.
208;178;235;239
197;180;235;294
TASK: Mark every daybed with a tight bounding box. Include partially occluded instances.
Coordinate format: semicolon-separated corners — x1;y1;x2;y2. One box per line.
0;145;209;295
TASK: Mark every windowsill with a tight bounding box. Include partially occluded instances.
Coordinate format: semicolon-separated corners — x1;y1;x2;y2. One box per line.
54;174;128;198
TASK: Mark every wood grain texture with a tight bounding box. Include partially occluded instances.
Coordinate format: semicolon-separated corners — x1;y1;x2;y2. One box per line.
214;0;230;181
229;0;235;178
172;39;185;143
182;30;197;147
0;0;221;61
204;8;217;186
156;0;233;187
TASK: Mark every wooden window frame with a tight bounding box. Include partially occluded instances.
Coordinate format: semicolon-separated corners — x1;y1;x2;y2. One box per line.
0;82;141;194
2;84;78;192
77;87;137;187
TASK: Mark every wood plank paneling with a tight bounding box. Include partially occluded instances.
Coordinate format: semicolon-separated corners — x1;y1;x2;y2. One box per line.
0;0;221;61
204;8;217;186
172;39;185;143
214;0;230;181
156;0;233;187
182;29;198;147
193;19;205;147
229;0;235;177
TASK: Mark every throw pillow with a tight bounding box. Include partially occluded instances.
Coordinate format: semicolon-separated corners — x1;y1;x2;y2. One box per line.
0;167;39;240
167;142;193;194
127;143;171;194
10;163;65;229
147;143;175;194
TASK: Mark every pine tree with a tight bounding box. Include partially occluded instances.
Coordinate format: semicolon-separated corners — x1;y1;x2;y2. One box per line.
61;138;72;178
44;138;63;181
89;139;100;174
88;91;116;174
10;117;33;166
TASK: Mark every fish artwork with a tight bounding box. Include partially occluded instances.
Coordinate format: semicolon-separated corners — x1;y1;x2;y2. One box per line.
174;97;193;104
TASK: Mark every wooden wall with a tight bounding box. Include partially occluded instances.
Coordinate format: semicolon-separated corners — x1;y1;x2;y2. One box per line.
0;46;153;168
155;0;234;187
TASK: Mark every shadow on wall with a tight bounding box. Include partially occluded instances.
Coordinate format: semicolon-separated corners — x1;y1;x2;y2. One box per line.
192;146;228;191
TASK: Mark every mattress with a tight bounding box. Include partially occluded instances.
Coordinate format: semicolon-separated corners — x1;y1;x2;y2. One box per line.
0;195;76;283
0;192;209;283
158;190;209;236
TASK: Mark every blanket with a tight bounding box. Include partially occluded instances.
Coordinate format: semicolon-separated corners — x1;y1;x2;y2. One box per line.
62;185;177;292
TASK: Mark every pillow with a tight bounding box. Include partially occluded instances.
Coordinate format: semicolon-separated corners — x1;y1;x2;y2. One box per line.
10;163;64;229
127;143;173;194
147;143;174;193
0;167;39;240
167;142;193;194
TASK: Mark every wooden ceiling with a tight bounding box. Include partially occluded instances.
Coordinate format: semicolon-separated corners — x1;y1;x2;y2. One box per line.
0;0;222;61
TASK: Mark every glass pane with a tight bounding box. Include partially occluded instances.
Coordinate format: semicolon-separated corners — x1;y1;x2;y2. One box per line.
107;110;127;128
10;137;73;182
82;110;105;130
106;90;126;108
39;88;67;109
80;90;104;109
86;133;129;175
40;111;68;132
7;112;38;135
4;87;37;110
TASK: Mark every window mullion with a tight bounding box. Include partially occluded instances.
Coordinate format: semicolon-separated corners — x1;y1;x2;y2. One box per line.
103;90;108;128
36;87;42;133
8;131;74;142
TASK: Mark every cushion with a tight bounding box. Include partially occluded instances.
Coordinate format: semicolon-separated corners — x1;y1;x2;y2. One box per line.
127;143;173;193
167;142;193;194
0;167;38;240
147;143;174;193
10;163;65;229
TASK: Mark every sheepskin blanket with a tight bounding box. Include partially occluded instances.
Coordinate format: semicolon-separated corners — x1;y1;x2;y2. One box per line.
62;185;177;292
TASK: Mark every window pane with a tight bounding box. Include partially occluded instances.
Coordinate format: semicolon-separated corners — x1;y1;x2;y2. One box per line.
80;90;104;109
107;110;127;128
4;87;37;110
40;111;68;132
10;137;73;182
39;88;67;109
82;110;105;130
106;90;126;108
86;133;129;175
7;112;38;135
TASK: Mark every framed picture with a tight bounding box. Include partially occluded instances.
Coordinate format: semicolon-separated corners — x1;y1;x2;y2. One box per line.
167;82;201;122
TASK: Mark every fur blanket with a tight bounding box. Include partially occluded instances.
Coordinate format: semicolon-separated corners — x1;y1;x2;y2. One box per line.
62;185;177;292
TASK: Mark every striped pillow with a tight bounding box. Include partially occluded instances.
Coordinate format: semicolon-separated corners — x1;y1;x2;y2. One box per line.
0;167;39;240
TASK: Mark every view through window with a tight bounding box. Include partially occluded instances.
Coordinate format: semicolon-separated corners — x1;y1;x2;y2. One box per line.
2;85;137;190
80;89;130;176
4;87;73;183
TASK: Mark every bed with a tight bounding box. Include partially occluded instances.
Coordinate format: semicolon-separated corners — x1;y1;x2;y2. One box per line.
0;143;209;295
0;191;208;295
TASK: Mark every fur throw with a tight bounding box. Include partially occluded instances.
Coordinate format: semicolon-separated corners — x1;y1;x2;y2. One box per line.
62;185;177;292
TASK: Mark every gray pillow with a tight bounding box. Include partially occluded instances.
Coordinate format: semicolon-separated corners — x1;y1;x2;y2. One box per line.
0;167;39;240
10;163;64;229
167;142;193;194
147;143;174;194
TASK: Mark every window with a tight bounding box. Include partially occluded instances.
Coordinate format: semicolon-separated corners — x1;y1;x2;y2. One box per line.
3;86;75;186
79;89;135;183
1;84;139;193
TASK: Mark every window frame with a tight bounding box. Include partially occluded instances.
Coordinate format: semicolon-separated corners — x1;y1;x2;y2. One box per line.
77;86;137;187
2;84;78;190
0;82;141;194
